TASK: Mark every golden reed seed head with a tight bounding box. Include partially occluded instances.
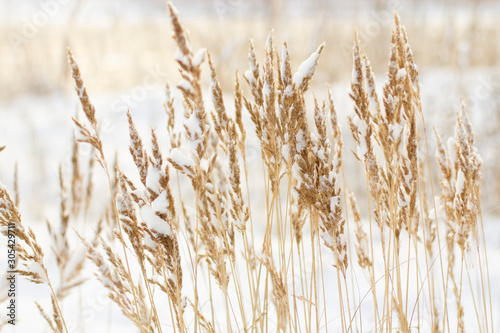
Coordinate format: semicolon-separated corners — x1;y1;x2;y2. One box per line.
67;48;97;128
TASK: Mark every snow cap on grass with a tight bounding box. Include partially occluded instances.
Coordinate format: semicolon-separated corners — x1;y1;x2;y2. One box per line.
396;68;407;80
152;191;170;215
192;48;207;67
141;204;172;238
184;112;202;137
293;43;325;90
177;79;194;95
321;231;335;249
174;50;191;68
170;148;194;168
244;70;256;86
295;129;307;153
146;165;163;195
455;170;466;195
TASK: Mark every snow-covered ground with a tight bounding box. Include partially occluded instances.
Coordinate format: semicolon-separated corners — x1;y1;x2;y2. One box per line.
0;62;499;331
1;0;500;331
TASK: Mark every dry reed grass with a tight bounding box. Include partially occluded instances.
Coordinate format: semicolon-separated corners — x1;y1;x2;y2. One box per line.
2;4;500;99
0;2;494;333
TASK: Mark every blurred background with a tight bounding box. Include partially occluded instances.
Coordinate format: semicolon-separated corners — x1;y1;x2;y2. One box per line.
0;0;499;220
0;0;499;97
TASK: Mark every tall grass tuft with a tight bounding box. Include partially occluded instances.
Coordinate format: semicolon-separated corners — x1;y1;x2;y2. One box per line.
0;3;493;332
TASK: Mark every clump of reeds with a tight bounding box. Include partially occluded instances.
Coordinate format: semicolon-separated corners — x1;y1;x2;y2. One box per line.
0;3;493;333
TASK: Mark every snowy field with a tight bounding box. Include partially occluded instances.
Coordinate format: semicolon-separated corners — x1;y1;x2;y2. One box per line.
1;68;499;332
1;1;500;332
